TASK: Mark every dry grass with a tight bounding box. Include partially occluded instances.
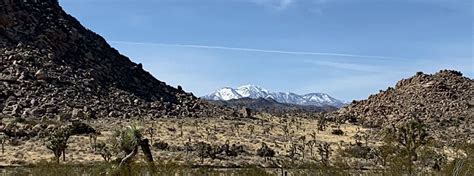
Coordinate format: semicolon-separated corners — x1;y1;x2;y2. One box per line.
0;113;368;167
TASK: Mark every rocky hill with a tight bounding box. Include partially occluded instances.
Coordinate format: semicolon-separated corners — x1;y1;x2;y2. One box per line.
0;0;233;119
334;70;473;140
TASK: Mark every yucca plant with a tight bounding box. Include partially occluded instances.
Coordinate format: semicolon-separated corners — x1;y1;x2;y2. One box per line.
112;125;153;168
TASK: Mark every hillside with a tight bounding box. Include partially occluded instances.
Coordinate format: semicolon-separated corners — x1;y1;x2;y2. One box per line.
0;0;233;119
334;70;473;140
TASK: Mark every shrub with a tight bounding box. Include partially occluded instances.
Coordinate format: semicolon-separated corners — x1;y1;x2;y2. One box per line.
342;145;373;159
257;142;275;158
153;141;169;150
331;129;344;136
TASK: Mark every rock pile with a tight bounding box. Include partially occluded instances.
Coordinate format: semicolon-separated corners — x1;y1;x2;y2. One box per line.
334;70;473;140
0;0;234;119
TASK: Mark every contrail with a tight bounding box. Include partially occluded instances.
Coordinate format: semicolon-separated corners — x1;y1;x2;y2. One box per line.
110;40;406;60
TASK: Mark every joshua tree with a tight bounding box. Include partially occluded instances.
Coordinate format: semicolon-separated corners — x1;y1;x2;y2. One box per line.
0;135;5;155
112;125;153;168
385;118;429;172
196;141;213;164
317;116;327;132
299;136;307;159
89;133;97;151
232;123;241;136
45;128;71;163
177;120;184;138
287;142;299;164
248;125;255;137
310;130;317;141
192;120;199;132
184;137;193;154
307;140;318;157
361;132;370;147
146;126;155;144
282;125;290;140
205;127;212;141
318;142;331;166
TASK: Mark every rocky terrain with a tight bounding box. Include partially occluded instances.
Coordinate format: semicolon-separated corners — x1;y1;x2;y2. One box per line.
0;0;234;120
334;70;473;141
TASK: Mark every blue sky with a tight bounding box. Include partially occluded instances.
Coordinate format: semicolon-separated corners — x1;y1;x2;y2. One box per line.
59;0;473;101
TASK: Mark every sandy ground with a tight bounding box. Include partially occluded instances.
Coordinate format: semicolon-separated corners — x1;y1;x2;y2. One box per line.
0;113;371;167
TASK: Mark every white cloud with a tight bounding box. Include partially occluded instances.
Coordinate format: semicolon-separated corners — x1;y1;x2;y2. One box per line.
305;60;389;73
110;40;407;60
247;0;297;9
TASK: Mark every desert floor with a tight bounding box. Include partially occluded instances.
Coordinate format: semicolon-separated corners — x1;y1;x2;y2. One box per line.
0;114;370;167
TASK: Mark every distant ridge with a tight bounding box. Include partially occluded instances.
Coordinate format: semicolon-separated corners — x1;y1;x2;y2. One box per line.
202;85;346;108
210;97;338;114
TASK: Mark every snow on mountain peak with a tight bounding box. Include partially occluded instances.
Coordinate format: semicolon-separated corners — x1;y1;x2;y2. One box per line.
202;87;242;101
202;85;346;108
236;84;271;98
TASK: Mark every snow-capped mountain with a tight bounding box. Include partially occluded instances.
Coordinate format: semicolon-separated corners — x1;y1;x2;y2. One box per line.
202;85;346;108
202;87;242;101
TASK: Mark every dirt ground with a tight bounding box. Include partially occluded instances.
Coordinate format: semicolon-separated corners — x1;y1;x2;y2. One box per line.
0;113;371;167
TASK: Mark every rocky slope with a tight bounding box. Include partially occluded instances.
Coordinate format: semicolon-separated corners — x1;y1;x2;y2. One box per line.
334;70;473;140
0;0;233;119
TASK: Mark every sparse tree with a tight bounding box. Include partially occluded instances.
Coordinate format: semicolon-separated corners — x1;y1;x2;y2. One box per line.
111;125;153;168
193;120;199;132
317;116;327;133
233;123;240;136
248;125;255;137
0;135;5;155
282;124;290;140
89;133;97;151
177;120;184;137
361;132;370;147
318;142;331;166
384;119;430;173
299;136;307;159
45;128;71;163
310;130;317;141
146;125;155;144
307;140;318;157
205;127;212;140
287;142;299;164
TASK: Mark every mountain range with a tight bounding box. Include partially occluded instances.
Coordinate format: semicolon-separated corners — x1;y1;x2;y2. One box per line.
202;85;346;108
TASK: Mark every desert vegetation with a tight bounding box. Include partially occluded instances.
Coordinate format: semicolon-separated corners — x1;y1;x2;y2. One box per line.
0;112;471;175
